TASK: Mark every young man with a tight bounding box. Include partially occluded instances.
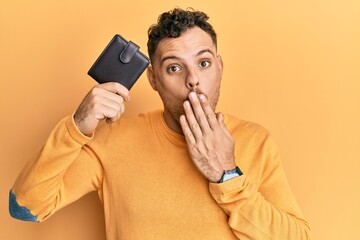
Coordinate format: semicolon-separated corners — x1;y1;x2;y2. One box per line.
10;8;311;239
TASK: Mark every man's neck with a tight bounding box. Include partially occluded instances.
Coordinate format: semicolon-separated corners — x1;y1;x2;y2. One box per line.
162;110;184;135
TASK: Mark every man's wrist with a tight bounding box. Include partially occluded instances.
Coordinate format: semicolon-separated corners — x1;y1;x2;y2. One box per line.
217;166;243;183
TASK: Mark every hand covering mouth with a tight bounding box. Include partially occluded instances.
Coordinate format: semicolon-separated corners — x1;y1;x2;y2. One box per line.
184;90;207;102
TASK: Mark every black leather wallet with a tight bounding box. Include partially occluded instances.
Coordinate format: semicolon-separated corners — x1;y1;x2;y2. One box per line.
88;34;150;90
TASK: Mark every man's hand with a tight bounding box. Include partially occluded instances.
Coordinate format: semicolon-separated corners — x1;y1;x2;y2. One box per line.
180;92;236;183
74;82;130;136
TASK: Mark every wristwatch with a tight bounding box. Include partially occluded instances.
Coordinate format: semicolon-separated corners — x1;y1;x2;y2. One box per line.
217;166;243;183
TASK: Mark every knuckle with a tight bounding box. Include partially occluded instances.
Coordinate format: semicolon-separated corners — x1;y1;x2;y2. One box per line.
90;87;101;97
198;116;208;126
186;131;193;139
114;103;121;112
111;115;120;122
117;95;124;104
92;94;101;102
112;82;121;87
110;108;118;116
106;110;116;119
190;146;200;154
206;112;215;120
91;102;102;112
119;105;125;114
93;84;102;91
95;113;105;120
191;123;200;130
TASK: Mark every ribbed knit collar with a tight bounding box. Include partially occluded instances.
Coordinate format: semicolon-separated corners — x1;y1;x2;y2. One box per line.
153;110;187;147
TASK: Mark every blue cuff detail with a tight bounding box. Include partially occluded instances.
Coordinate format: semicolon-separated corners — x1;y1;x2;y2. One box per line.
9;190;38;222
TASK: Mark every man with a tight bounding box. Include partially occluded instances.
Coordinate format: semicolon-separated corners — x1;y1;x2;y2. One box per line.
9;8;311;239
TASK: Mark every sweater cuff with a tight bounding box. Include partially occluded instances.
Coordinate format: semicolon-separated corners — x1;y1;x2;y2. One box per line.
209;175;247;203
65;114;94;145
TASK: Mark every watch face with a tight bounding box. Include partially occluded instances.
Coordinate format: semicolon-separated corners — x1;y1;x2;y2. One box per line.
219;166;243;183
222;172;240;182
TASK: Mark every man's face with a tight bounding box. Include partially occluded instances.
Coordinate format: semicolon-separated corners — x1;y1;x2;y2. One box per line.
147;27;224;133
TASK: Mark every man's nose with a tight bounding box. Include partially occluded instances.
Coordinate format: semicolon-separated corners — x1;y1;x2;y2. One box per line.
186;69;200;90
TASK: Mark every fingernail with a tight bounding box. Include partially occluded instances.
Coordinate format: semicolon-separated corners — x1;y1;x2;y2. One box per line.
180;115;186;122
189;92;197;100
199;94;206;102
218;112;223;121
184;101;190;108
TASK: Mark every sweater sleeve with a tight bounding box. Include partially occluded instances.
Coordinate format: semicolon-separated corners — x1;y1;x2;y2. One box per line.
9;115;103;222
209;134;311;239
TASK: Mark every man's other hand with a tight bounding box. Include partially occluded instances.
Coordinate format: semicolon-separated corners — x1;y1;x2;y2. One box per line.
74;82;130;136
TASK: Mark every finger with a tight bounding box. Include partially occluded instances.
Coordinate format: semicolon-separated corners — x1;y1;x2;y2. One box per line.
97;95;123;115
217;112;233;139
106;108;123;123
91;86;125;110
95;106;119;121
198;94;218;131
106;102;125;123
188;92;211;133
183;100;204;139
102;90;125;105
180;115;196;145
98;82;130;101
90;95;124;123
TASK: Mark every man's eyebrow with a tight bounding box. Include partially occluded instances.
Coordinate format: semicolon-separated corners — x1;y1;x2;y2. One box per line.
161;55;180;64
160;49;216;64
197;48;215;57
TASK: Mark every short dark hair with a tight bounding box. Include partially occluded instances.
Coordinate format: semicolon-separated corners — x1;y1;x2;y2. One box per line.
147;8;217;63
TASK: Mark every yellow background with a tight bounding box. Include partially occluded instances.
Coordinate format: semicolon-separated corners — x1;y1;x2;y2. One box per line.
1;1;359;239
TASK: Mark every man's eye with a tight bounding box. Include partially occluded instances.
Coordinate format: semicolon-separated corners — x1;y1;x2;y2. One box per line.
199;60;211;68
167;65;181;73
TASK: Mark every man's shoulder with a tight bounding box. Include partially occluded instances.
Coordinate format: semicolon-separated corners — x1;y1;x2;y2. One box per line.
88;110;162;148
224;113;270;139
95;110;161;134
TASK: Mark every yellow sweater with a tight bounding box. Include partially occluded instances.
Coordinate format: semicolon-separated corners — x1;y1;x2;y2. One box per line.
10;110;311;239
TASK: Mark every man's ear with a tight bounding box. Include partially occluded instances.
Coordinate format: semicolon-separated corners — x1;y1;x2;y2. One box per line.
217;55;224;76
147;65;158;91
